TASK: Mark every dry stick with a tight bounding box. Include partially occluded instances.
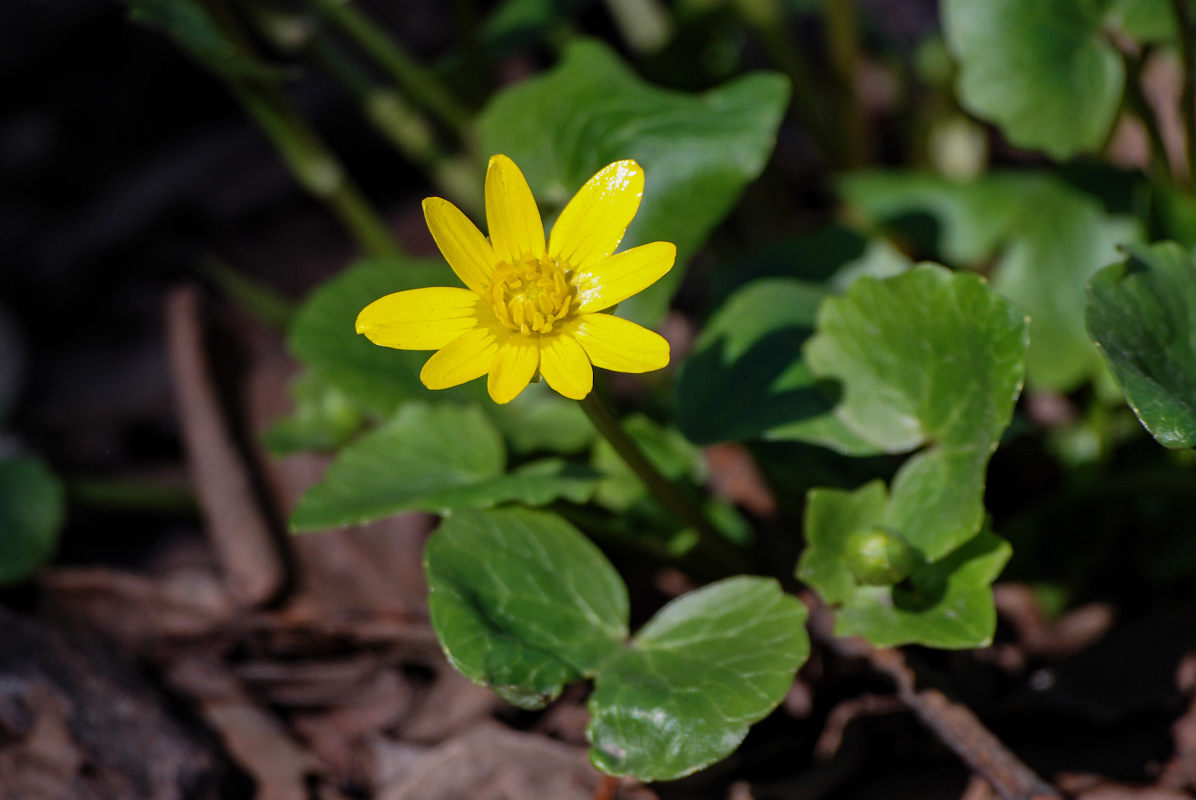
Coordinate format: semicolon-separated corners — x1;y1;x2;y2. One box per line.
593;774;620;800
802;594;1063;800
166;286;285;607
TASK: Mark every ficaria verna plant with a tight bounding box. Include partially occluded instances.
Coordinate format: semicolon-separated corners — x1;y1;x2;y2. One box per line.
127;0;1196;789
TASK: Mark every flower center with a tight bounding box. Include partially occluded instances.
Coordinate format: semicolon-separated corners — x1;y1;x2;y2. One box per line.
489;256;575;335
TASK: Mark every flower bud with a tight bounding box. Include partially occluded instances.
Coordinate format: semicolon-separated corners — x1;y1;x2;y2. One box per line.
844;526;916;586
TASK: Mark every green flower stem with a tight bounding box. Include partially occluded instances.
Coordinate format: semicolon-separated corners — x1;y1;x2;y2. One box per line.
825;0;866;167
230;81;401;257
306;0;474;140
1121;50;1175;187
1173;0;1196;186
308;37;484;216
578;393;751;576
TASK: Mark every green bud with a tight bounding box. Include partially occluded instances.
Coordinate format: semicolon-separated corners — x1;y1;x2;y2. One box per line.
844;526;916;586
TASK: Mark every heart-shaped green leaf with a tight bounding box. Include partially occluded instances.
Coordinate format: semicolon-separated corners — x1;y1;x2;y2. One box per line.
478;38;789;324
587;576;807;781
288;257;472;418
289;403;597;531
942;0;1122;159
426;507;629;708
798;481;1011;649
1087;241;1196;448
675;278;875;451
840;171;1141;390
425;508;810;779
0;456;65;585
803;265;1029;558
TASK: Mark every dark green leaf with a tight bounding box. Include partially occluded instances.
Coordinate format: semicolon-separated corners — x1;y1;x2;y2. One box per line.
588;577;808;780
426;508;628;708
0;457;65;585
484;381;594;455
289;403;597;531
479;39;789;324
1087;241;1196;448
288;257;472;417
676;278;875;451
798;482;1010;648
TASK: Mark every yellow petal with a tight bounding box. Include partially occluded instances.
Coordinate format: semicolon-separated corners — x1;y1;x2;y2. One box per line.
539;333;593;400
423;197;496;295
420;325;504;390
356;287;481;350
567;313;670;373
572;241;676;312
487;334;540;404
548;160;644;271
485;154;546;264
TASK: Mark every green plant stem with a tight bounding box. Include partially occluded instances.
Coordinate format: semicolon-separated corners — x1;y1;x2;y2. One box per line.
1121;50;1175;187
69;478;198;514
825;0;866;167
1173;0;1196;186
306;0;473;139
578;393;751;577
193;0;401;257
307;36;484;215
230;81;401;257
734;0;837;166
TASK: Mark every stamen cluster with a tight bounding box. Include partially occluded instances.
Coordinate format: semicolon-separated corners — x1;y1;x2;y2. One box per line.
489;257;576;335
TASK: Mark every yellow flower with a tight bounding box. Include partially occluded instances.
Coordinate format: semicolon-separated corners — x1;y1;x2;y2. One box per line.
356;154;675;404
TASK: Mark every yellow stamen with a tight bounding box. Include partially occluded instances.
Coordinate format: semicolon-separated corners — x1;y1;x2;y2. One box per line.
489;256;575;335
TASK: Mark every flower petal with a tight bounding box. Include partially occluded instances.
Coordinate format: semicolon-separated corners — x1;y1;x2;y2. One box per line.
420;324;504;390
487;334;540;404
485;154;546;264
356;287;481;350
423;197;496;294
539;333;593;400
572;241;676;312
567;313;670;373
548;160;644;271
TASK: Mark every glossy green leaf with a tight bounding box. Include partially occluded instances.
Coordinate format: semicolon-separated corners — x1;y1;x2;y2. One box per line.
479;38;788;324
840;171;1141;389
803;265;1028;558
676;278;875;451
426;509;810;778
1086;242;1196;448
588;577;808;780
0;456;65;585
942;0;1122;158
798;482;1011;649
262;371;365;455
426;507;628;708
288;257;470;417
289;403;597;531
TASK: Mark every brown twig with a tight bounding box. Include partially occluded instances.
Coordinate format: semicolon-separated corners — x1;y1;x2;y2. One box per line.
802;593;1062;800
593;773;620;800
166;286;285;607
